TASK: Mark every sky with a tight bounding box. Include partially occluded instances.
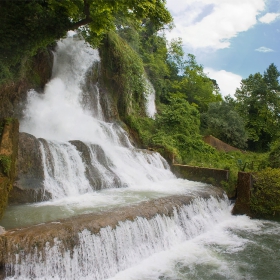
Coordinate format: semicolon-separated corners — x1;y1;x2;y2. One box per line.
165;0;280;97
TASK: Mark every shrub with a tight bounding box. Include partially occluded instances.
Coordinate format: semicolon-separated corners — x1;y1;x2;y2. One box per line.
251;168;280;217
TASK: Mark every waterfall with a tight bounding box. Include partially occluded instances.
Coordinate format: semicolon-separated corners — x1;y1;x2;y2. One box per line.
19;34;175;200
2;35;228;280
5;196;231;280
144;78;157;119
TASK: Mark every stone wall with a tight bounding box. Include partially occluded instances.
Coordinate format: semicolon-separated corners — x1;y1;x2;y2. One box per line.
232;172;252;216
0;119;19;219
172;164;229;188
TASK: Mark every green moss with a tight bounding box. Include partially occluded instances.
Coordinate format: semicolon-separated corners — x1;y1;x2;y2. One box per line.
101;31;146;117
4;117;13;125
0;155;11;175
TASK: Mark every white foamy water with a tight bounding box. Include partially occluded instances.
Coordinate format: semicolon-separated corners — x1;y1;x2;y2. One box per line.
144;78;157;119
19;35;177;199
5;197;280;280
5;197;231;279
39;140;93;198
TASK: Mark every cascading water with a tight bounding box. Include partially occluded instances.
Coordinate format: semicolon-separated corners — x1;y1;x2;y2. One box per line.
4;197;280;280
144;78;157;119
19;34;176;199
5;197;232;279
0;33;214;229
1;34;280;280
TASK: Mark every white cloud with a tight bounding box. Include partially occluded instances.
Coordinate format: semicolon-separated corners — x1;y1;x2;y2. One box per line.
259;12;280;23
166;0;266;50
204;68;242;97
255;46;274;52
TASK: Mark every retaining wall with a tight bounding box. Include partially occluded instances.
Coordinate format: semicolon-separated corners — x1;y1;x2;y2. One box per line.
232;172;252;216
172;164;229;188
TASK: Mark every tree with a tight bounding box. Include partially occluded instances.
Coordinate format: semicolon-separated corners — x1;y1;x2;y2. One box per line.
201;101;248;149
0;0;172;84
235;64;280;151
155;97;200;135
151;97;204;162
168;54;222;112
251;168;280;217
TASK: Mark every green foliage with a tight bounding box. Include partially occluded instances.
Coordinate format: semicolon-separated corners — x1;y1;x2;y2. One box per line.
137;20;171;101
251;168;280;217
268;140;280;168
151;98;202;162
125;115;155;147
235;63;280;151
155;97;200;135
0;0;71;84
101;31;146;116
0;0;172;85
201;101;248;149
181;54;222;112
110;25;270;198
0;155;11;175
4;117;13;125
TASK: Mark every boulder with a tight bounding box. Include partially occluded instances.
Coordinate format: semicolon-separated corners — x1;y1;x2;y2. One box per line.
10;133;49;204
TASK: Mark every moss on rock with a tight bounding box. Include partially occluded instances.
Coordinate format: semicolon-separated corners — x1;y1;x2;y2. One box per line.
0;118;19;219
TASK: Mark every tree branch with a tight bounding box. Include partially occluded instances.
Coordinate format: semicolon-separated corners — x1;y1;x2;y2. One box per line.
71;18;92;30
71;0;92;30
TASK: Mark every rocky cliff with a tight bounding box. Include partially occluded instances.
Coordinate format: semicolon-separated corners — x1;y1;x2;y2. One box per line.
0;119;19;219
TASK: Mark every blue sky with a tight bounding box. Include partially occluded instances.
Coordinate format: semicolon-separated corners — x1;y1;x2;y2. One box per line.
165;0;280;97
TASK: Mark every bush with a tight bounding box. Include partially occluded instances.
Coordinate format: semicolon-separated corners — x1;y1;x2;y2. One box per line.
250;168;280;217
268;141;280;168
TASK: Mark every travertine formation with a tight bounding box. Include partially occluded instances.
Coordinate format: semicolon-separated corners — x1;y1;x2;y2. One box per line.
0;189;224;272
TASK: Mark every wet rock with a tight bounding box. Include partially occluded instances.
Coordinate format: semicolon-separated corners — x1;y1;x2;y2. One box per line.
70;141;123;190
10;133;48;204
0;227;5;235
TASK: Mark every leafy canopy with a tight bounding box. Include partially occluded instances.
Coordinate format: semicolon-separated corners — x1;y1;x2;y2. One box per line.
201;101;248;149
0;0;172;84
235;63;280;151
251;168;280;217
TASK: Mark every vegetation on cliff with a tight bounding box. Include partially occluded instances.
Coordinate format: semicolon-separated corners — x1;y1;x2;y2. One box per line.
101;17;280;211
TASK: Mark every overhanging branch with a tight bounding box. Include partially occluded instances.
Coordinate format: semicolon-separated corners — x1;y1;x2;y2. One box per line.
71;0;92;30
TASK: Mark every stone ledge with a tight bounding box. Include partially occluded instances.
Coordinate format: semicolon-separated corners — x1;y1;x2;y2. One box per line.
0;188;224;269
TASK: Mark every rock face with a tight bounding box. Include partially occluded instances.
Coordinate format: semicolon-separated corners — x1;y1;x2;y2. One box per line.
10;133;49;204
70;141;123;190
0;119;19;219
0;49;53;120
0;188;225;273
